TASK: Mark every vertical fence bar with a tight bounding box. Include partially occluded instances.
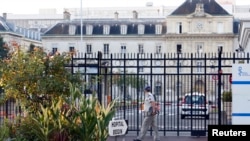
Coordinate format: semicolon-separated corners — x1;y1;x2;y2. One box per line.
123;54;126;118
218;47;223;125
5;100;8;119
190;53;193;133
163;53;166;136
136;53;140;135
98;51;102;104
177;52;180;136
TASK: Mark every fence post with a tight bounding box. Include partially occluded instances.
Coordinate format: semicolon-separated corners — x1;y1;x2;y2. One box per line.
218;47;223;125
177;52;180;136
97;51;102;104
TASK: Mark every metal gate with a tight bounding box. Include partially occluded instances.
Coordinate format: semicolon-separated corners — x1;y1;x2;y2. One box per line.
66;51;246;136
1;51;247;136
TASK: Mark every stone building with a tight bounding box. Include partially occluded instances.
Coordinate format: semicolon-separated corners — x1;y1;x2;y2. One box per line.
0;16;42;51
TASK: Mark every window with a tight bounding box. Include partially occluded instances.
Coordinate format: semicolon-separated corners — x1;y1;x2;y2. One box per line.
121;44;126;53
52;48;58;55
195;3;205;16
154;84;162;95
103;25;110;35
86;25;93;35
30;31;33;39
155;24;162;34
69;25;76;35
196;61;203;73
69;46;75;52
138;44;144;54
104;44;109;54
139;60;144;72
138;67;144;72
217;45;223;53
120;25;127;35
51;43;58;55
86;44;92;54
178;61;182;72
184;95;205;104
138;24;145;34
27;30;30;38
196;43;203;53
156;44;162;54
176;22;182;34
177;44;182;54
217;22;224;33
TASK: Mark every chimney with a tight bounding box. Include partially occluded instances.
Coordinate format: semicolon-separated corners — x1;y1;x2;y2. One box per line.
2;13;7;21
63;10;71;20
114;11;119;20
132;11;138;19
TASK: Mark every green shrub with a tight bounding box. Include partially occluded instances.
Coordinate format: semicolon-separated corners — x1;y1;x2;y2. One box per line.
15;83;116;141
222;91;232;102
0;119;10;141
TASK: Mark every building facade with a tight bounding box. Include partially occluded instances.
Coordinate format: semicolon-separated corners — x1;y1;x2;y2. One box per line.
41;0;238;55
39;0;240;95
238;19;250;52
0;17;42;52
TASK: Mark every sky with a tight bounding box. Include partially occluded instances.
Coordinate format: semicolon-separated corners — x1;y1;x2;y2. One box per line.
0;0;250;15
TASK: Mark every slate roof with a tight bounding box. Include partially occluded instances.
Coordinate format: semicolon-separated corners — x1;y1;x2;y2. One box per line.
0;17;12;31
170;0;230;16
0;16;41;41
43;19;166;35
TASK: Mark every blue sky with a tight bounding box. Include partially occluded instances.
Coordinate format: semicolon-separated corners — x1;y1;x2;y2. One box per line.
0;0;249;14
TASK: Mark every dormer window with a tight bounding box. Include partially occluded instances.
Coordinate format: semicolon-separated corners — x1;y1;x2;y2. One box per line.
195;3;205;17
103;25;110;35
120;24;127;35
69;25;76;35
155;24;162;34
86;25;93;35
138;24;145;35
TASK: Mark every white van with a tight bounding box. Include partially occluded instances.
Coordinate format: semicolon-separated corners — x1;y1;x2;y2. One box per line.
180;92;209;119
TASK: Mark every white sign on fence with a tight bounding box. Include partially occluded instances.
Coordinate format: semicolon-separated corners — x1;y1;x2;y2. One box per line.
108;119;128;136
232;64;250;124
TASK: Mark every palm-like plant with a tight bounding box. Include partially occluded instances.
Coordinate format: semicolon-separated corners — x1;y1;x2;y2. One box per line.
66;83;116;141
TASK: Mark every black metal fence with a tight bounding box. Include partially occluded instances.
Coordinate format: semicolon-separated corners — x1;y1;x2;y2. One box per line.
1;52;249;136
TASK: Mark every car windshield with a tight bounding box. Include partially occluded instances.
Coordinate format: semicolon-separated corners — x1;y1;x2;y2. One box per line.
184;95;205;105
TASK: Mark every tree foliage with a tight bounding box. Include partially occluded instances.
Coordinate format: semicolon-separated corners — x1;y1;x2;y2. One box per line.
114;72;147;91
0;47;82;112
0;36;9;60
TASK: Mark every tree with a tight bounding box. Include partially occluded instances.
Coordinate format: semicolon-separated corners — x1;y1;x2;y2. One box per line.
0;36;9;60
0;47;82;112
113;71;147;97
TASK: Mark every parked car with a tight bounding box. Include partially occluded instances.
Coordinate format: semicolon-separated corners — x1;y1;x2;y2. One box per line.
180;92;209;119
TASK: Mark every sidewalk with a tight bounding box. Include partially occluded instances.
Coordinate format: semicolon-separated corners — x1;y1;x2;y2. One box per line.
107;136;207;141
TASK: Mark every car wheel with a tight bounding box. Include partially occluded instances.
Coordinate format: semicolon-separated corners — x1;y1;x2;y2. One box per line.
205;115;209;120
181;115;185;119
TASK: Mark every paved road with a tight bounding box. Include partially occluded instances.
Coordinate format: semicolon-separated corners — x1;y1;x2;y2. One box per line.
107;136;207;141
114;103;228;131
